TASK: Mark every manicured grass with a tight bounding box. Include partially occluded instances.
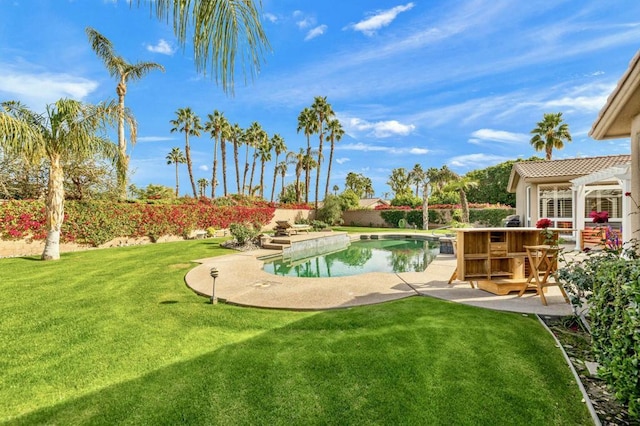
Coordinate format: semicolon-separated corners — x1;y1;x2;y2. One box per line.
1;240;591;424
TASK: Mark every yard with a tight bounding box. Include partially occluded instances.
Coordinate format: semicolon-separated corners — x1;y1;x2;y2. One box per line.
0;239;591;424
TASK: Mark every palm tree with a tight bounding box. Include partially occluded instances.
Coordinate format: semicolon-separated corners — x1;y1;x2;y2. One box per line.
204;110;227;197
86;27;163;200
529;112;572;160
0;99;121;260
332;184;339;195
422;167;440;230
269;134;286;202
297;107;318;204
219;120;231;196
286;149;305;203
275;160;288;202
246;122;265;195
229;123;244;194
409;163;425;196
311;96;335;209
197;178;209;198
324;118;344;198
170;107;202;198
444;175;479;224
143;1;269;95
166;147;186;197
257;134;273;199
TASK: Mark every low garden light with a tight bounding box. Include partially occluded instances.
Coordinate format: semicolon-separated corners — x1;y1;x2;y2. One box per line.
209;267;219;304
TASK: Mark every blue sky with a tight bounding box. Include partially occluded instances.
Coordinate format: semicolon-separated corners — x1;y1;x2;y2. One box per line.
1;0;639;199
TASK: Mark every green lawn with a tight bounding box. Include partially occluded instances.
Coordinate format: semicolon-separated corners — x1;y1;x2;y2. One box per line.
0;240;591;425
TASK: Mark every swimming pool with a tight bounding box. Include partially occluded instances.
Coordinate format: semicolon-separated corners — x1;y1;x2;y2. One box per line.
262;238;440;278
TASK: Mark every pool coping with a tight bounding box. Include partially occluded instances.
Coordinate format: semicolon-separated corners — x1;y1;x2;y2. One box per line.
184;232;573;315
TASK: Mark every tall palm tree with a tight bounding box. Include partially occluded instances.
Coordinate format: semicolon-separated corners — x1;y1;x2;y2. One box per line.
219;120;231;197
197;178;209;198
409;163;425;196
332;184;339;195
204;110;227;197
297;107;318;204
86;27;163;200
311;96;335;209
246;122;265;195
143;1;269;95
275;160;288;202
324;118;344;198
166;147;186;197
0;99;121;260
229;123;244;194
286;149;305;203
269;134;286;202
529;112;572;160
170;107;202;197
257;133;273;199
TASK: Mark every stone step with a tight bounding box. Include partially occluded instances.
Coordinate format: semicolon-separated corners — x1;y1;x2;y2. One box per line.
262;242;290;250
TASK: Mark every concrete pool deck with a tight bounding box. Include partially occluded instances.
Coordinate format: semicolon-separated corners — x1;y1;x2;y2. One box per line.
184;232;574;316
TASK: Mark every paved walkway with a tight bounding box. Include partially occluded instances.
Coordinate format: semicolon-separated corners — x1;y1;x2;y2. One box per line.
185;233;573;316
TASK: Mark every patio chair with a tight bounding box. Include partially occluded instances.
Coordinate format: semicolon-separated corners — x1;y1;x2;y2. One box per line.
274;220;311;236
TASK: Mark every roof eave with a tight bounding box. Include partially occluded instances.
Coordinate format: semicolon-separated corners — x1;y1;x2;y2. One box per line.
590;50;640;140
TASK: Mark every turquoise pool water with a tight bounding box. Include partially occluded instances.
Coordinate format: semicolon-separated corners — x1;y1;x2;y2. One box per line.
262;238;440;278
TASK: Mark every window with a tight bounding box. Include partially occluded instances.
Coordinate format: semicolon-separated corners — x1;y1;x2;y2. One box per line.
539;185;573;219
584;187;622;220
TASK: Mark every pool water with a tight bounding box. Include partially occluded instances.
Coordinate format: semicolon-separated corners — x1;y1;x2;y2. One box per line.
262;239;440;278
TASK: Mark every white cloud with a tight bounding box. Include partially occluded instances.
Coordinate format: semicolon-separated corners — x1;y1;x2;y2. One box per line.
138;136;174;143
336;157;350;165
348;2;415;36
198;165;209;172
305;25;327;41
338;142;427;155
449;153;511;169
409;147;429;155
345;117;415;138
263;13;278;23
0;66;98;108
146;39;176;55
469;129;528;145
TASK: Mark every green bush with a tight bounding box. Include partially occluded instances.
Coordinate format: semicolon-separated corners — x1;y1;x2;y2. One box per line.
380;210;407;227
229;223;259;245
469;208;515;227
317;195;344;225
558;245;640;419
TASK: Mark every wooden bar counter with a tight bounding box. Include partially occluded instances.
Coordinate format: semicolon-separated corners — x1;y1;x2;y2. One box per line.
455;228;556;295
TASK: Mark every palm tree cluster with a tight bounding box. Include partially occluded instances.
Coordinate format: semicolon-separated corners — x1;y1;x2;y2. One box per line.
165;96;346;205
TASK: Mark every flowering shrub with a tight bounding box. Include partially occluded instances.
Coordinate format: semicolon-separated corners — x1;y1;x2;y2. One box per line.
535;218;552;228
0;200;275;246
589;210;609;223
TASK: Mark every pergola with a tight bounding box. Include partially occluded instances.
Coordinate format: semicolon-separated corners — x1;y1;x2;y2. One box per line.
570;164;631;250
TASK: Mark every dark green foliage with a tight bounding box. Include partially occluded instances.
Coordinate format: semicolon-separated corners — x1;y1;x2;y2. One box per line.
390;194;422;208
406;210;423;228
317;194;344;225
380;210;407;227
229;223;259;245
338;189;360;210
469;208;515;227
558;245;640;419
465;157;542;206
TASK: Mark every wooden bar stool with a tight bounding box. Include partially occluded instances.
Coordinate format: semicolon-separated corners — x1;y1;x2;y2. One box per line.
519;245;570;305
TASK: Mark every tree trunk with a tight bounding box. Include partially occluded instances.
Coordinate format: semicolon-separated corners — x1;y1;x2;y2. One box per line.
117;83;128;200
174;163;180;197
233;141;241;194
42;154;64;260
460;189;470;223
248;149;257;195
324;142;334;199
185;136;197;197
315;133;323;210
270;154;279;203
221;139;228;197
242;144;250;195
259;160;265;198
211;138;218;198
422;182;429;230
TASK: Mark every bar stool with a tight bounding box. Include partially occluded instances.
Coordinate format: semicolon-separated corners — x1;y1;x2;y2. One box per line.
519;245;570;305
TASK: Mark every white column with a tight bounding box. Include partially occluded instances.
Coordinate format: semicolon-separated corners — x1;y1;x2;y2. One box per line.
573;185;586;251
631;116;640;242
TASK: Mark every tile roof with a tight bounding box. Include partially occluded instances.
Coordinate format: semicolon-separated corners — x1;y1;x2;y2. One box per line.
508;154;631;191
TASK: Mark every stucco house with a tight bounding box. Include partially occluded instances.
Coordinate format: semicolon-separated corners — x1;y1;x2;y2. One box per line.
507;154;631;248
590;50;640;243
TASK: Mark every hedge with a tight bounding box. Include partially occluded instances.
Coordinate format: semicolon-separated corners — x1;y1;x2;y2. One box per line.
0;200;275;246
379;207;514;228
